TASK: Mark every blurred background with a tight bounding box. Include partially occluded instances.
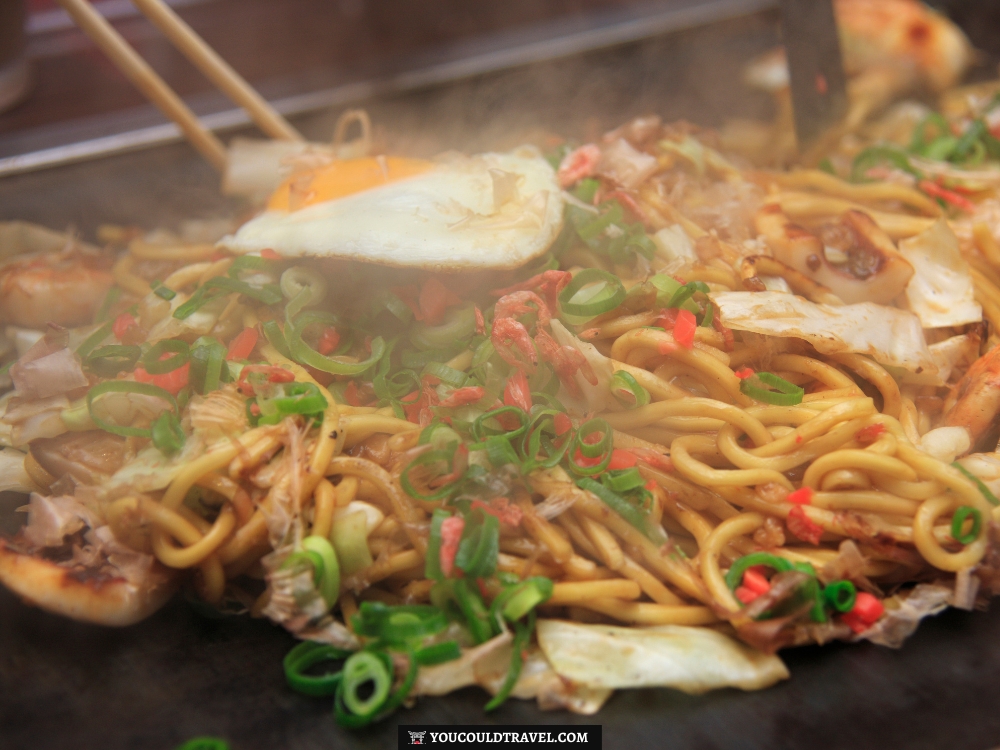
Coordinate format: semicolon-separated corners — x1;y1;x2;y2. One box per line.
0;0;997;230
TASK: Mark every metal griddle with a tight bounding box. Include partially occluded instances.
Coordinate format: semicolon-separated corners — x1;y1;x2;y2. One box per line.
4;586;1000;749
2;4;1000;749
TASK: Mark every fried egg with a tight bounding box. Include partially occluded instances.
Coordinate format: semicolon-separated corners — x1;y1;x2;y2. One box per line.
221;147;563;270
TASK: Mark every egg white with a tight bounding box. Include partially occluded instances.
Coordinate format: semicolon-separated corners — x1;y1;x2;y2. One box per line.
220;147;564;270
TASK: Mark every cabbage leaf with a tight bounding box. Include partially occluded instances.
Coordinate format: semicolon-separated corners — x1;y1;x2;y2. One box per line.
710;291;936;374
536;619;789;693
899;219;981;329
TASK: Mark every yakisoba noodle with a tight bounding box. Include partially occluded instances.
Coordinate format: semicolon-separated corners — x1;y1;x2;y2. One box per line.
5;102;1000;725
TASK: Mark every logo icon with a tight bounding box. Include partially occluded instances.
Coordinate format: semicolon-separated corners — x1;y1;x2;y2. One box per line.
408;731;427;745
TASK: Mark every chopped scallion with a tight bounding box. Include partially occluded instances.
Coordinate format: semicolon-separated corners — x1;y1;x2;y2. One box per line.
951;505;982;545
558;269;626;318
739;372;804;406
610;370;650;408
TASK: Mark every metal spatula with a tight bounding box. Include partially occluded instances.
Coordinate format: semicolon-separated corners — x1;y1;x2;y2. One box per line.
779;0;848;150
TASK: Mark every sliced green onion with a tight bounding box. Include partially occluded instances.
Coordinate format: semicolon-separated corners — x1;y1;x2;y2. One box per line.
422;361;468;388
575;201;622;243
724;552;793;593
371;289;414;323
172;288;216;320
376;369;421;402
151;410;185;455
280;266;327;307
471;406;529;443
414;641;461;666
189;337;227;395
339;651;391;719
302;535;340;607
531;391;566;414
175;737;230;750
520;416;570;474
571;198;654;263
400;346;462;369
85;344;141;377
610;370;650;408
823;580;857;613
213;275;283;304
567;418;613;476
400;448;464;502
334;649;417;728
964;137;987;166
801;576;828;623
330;510;373;576
953;119;987;163
700;301;715;327
287;310;386;376
484;435;519;468
558;269;626;318
76;320;115;359
452;578;495;644
455;513;500;578
529;361;559;397
261;319;294;359
740;371;804;406
228;255;275;278
409;304;476;350
602;467;646;493
141;339;190;374
258;382;328;424
490;576;553;623
576;476;666;545
153;284;177;301
419;422;462;449
484;612;533;711
281;549;325;588
174;276;283;319
667;281;709;309
851;145;919;182
86;381;177;438
351;601;448;644
470;339;495;370
283;640;351;697
923;135;961;162
371;336;396;390
425;509;450;581
573;177;601;203
649;274;681;302
524;252;560;276
910;113;952;154
616;229;657;262
952;462;1000;506
951;505;982;545
545;143;573;170
984;132;1000;160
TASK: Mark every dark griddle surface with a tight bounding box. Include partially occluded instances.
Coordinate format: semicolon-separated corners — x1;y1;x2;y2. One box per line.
3;585;1000;750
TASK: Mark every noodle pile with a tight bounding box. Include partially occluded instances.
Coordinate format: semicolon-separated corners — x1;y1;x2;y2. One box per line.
7;99;1000;721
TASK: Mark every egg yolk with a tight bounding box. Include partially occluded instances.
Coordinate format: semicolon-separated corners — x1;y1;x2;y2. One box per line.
267;156;433;212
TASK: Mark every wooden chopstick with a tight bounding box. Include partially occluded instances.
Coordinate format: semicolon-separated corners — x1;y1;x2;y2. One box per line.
129;0;303;143
57;0;228;171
